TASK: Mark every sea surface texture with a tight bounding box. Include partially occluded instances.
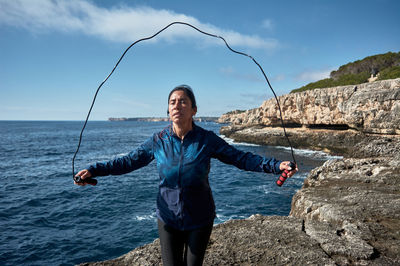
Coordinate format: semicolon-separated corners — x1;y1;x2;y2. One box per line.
0;121;336;265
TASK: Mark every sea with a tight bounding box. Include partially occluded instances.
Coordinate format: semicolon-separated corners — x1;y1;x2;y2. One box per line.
0;121;340;266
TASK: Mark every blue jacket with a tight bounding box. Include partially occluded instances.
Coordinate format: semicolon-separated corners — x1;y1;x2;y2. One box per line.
88;124;282;230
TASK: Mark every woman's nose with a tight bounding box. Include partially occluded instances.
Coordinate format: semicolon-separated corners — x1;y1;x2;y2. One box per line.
173;102;182;109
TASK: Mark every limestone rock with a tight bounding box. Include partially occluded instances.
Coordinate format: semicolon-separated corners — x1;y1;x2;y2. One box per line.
290;157;400;265
218;78;400;135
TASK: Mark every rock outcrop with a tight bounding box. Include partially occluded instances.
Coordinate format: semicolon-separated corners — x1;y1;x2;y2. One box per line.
219;78;400;155
290;156;400;265
219;126;400;156
219;78;400;135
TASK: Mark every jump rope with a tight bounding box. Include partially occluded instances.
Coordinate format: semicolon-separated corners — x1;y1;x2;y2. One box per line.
72;21;297;186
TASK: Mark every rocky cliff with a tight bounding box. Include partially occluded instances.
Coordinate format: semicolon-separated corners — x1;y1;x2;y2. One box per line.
219;78;400;134
219;78;400;155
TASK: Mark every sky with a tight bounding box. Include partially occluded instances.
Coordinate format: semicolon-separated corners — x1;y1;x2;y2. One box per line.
1;0;399;120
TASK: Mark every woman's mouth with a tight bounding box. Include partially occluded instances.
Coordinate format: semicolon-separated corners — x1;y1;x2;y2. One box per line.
172;112;182;117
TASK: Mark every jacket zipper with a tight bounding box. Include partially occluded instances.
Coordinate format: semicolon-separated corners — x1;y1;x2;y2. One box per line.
178;138;185;224
178;138;185;185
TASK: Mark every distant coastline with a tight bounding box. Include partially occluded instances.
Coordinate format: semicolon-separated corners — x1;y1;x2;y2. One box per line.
108;117;220;122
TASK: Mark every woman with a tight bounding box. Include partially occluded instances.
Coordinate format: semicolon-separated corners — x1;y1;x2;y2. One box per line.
75;85;297;266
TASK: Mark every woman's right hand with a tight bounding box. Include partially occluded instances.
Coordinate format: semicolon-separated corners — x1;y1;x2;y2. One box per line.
74;169;97;186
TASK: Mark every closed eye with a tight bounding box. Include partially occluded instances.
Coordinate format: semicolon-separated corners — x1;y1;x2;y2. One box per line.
169;99;187;105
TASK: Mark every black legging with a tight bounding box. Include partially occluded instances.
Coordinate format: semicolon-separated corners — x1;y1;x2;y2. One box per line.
158;219;213;266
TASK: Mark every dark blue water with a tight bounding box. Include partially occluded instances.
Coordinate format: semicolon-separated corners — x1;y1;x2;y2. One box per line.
0;121;338;265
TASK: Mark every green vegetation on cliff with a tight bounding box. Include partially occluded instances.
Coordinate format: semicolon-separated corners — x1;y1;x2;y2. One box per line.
292;51;400;93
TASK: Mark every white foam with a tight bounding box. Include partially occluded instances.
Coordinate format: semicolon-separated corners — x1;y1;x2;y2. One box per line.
219;135;260;147
215;213;246;224
94;153;129;161
219;135;344;160
258;184;275;195
134;213;156;221
276;146;343;160
290;172;308;180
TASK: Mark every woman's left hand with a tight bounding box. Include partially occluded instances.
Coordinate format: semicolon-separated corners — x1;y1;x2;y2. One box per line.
279;161;298;178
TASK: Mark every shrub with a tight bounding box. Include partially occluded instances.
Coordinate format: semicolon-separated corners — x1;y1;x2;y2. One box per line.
378;66;400;80
291;51;400;93
292;78;335;93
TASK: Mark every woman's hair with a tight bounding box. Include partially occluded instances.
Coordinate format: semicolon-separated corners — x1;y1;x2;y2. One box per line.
167;85;197;114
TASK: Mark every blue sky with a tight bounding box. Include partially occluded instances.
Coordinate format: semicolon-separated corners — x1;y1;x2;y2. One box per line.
1;0;399;120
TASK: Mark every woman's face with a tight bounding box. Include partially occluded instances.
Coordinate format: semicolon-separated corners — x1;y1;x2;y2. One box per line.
168;90;197;126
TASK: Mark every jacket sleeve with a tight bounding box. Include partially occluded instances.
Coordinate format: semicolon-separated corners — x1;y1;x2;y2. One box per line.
210;132;282;174
87;136;154;177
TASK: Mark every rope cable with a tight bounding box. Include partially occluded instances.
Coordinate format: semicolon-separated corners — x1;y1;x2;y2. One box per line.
72;21;296;181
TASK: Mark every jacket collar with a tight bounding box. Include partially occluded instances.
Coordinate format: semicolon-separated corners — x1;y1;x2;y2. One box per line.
168;121;198;139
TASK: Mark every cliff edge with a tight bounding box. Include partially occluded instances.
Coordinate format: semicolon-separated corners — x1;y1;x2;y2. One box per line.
219;78;400;134
219;78;400;155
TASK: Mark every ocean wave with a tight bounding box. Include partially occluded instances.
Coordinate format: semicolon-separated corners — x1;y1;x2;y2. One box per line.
258;184;280;195
133;213;156;222
214;213;247;224
290;172;308;180
275;146;343;160
219;135;260;147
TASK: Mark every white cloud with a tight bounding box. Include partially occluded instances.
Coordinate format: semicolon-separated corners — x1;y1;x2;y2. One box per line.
0;0;279;50
261;19;274;31
219;66;264;82
296;68;333;82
